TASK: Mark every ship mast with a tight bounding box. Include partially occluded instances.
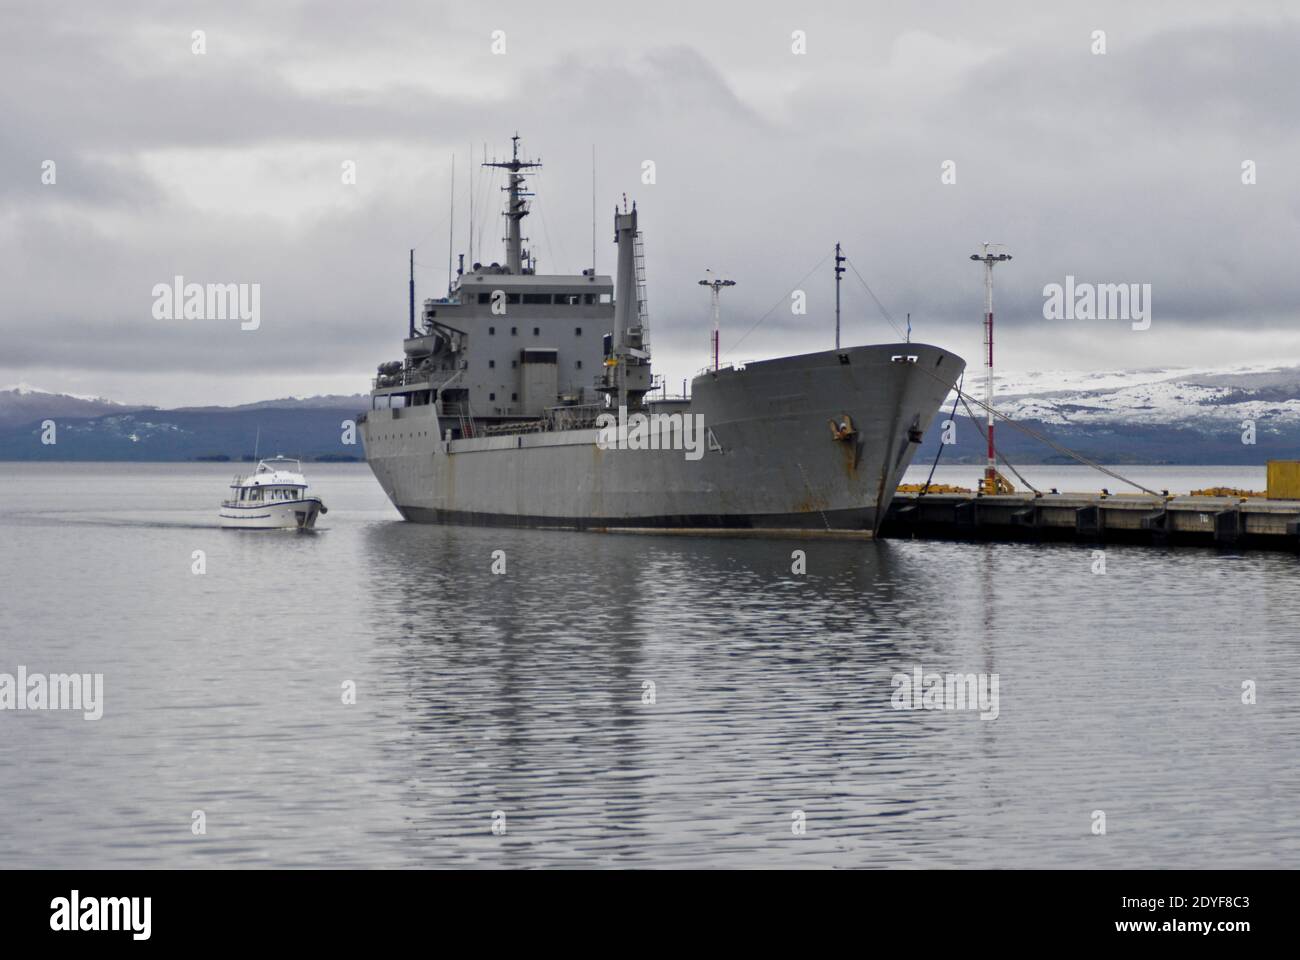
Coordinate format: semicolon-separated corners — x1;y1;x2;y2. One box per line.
600;196;654;413
834;242;845;349
483;134;541;274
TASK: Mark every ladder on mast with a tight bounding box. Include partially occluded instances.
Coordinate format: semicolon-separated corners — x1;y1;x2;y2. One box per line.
633;232;650;348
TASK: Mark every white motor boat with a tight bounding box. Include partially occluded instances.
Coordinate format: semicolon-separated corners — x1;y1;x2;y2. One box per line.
219;456;327;530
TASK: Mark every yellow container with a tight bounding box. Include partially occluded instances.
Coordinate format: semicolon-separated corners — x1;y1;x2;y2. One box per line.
1266;460;1300;500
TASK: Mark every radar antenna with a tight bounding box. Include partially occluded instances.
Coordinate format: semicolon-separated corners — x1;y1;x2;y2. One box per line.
482;134;542;274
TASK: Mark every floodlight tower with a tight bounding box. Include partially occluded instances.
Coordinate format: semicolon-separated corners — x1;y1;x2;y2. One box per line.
699;270;736;371
969;243;1012;494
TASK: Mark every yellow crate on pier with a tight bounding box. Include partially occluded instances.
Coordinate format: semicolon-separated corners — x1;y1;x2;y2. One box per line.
1266;460;1300;500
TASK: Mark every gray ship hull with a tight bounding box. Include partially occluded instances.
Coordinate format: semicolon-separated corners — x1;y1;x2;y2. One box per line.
362;343;963;535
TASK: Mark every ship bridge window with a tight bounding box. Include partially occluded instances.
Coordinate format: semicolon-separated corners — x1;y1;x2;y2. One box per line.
555;294;579;306
477;293;491;304
506;293;520;304
522;294;549;305
599;293;611;303
583;295;595;305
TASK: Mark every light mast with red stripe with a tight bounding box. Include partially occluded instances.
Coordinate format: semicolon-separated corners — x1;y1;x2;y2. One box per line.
970;243;1012;494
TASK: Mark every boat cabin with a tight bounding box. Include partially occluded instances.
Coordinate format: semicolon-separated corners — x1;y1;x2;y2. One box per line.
223;457;311;507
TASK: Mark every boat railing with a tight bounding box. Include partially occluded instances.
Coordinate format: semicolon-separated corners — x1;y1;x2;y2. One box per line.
257;457;301;471
374;364;461;392
546;402;604;432
435;401;482;439
481;419;547;437
222;475;246;508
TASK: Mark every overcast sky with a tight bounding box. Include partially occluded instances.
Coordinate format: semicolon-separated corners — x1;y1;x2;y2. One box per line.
3;0;1298;406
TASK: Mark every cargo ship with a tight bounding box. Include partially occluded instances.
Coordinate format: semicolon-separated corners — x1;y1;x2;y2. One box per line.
360;136;964;535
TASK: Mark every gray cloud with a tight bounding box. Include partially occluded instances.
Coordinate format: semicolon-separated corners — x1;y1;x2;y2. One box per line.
3;1;1299;405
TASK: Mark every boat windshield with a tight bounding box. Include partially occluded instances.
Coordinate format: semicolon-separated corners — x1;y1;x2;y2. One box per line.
230;484;304;502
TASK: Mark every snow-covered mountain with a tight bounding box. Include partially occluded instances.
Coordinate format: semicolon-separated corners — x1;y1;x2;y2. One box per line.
0;383;151;428
168;394;368;413
3;365;1299;463
972;361;1300;427
925;360;1300;465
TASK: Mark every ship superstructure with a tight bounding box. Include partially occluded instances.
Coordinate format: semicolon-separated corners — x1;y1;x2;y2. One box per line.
372;136;648;436
361;136;964;534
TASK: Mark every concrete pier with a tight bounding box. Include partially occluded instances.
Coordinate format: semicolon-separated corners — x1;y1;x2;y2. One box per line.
882;491;1300;548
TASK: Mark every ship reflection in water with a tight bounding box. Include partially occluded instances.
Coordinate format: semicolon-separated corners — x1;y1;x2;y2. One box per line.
354;519;1297;868
1;462;1295;869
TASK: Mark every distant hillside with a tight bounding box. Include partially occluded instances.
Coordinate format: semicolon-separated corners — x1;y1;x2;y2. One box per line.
4;361;1300;463
0;389;368;461
914;415;1300;467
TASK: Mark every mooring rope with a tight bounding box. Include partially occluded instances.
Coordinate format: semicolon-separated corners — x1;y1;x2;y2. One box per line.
954;390;1040;495
921;370;964;494
921;366;1165;498
845;258;908;341
821;252;1163;499
725;249;837;357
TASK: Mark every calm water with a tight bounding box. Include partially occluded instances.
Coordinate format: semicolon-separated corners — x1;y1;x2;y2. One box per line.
1;462;1296;868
